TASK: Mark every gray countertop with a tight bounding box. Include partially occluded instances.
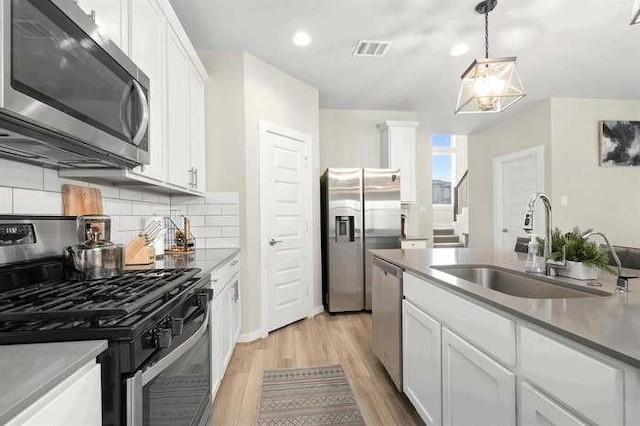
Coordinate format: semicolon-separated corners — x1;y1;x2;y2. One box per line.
0;340;107;424
371;248;640;368
129;248;240;277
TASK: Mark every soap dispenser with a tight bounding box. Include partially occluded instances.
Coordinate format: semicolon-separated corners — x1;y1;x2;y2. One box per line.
525;234;544;274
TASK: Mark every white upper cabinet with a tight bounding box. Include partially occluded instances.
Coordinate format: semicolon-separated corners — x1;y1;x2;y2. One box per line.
166;29;192;189
130;0;167;181
379;121;419;203
75;0;129;54
189;67;207;192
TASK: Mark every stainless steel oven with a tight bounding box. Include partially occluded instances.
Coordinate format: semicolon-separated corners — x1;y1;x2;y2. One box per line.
0;0;150;168
126;292;212;426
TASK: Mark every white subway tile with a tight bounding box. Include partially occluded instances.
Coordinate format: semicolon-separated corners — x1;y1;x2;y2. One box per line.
120;216;143;231
171;195;205;205
188;204;221;216
205;193;239;205
206;237;239;248
89;183;120;199
191;226;222;238
206;216;238;227
151;204;170;216
0;158;43;190
221;204;239;216
0;187;12;214
119;188;143;201
135;203;154;216
221;227;238;237
13;189;62;215
43;169;88;193
104;200;133;216
189;216;206;227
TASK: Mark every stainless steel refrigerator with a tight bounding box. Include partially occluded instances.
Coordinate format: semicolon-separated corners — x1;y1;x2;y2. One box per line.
321;168;401;312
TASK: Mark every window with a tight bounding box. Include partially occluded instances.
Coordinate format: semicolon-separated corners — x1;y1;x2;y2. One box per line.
432;134;456;206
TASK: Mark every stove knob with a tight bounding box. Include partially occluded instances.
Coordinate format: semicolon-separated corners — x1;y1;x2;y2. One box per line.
172;318;184;336
156;328;173;349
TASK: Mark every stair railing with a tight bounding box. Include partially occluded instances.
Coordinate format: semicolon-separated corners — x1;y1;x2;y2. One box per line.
453;170;468;222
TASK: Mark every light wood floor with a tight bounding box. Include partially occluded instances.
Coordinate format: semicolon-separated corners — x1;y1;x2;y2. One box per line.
212;312;422;425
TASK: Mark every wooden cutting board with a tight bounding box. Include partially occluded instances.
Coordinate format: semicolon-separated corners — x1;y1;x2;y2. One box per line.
62;184;104;216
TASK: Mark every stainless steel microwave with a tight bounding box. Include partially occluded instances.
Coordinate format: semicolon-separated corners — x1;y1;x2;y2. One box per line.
0;0;150;168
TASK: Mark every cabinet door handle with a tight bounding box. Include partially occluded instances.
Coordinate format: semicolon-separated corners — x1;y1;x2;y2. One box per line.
231;259;239;265
194;168;198;188
232;280;239;301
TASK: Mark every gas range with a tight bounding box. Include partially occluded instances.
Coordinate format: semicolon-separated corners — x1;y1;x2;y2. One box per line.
0;216;213;425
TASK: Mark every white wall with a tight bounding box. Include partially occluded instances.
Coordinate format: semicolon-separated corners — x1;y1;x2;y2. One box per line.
550;98;640;246
200;50;320;335
243;53;321;334
467;100;553;248
319;109;418;170
319;109;432;237
200;51;245;194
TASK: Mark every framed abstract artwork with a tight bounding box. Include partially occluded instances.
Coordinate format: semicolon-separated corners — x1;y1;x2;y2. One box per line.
599;120;640;166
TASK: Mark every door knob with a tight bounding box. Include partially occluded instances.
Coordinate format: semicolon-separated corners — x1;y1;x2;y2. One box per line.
269;238;283;246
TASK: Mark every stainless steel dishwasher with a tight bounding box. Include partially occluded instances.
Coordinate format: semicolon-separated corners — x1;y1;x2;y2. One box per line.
372;256;403;390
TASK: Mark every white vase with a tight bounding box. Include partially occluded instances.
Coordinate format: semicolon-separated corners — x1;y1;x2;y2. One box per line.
558;260;600;280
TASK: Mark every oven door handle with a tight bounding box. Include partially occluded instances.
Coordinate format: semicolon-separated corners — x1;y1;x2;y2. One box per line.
126;302;210;426
132;80;150;147
141;302;210;386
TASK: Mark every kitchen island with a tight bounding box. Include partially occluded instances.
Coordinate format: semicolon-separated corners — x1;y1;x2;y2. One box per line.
0;340;107;425
372;248;640;426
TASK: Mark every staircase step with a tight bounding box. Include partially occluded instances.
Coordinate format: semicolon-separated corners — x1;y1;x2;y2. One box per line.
433;228;455;236
434;242;466;248
434;235;460;244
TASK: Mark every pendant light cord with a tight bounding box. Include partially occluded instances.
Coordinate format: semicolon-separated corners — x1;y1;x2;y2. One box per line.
484;6;489;58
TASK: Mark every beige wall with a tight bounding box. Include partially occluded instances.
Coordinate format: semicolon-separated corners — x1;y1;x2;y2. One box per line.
200;50;320;335
200;51;245;193
319;109;418;170
467;100;553;248
319;109;432;237
550;98;640;246
243;53;321;333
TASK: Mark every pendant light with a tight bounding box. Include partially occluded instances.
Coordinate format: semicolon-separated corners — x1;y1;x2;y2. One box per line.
455;0;526;114
632;0;640;25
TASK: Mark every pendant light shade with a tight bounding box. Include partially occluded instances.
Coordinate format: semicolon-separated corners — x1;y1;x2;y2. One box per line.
455;0;526;114
455;57;526;114
632;0;640;25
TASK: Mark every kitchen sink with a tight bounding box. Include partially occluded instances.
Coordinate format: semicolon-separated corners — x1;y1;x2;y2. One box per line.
432;265;611;299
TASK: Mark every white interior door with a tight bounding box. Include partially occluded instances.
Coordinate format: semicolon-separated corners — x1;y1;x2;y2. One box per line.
260;122;312;333
493;146;545;250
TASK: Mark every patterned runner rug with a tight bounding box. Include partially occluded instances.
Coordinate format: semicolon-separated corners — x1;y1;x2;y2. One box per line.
256;365;365;425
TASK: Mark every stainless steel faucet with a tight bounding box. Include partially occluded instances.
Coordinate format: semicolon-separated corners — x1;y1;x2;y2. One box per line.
523;192;556;276
584;231;637;293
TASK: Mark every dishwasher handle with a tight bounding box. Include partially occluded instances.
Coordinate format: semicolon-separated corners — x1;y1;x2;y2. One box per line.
372;257;403;278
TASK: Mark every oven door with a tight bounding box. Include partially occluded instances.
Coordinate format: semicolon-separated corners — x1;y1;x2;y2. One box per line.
1;0;150;165
126;302;212;426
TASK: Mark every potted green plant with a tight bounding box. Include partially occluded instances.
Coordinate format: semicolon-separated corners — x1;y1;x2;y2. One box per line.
539;228;614;280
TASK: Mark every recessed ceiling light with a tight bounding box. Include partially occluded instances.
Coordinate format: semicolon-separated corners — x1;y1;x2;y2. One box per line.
449;43;470;57
292;31;312;47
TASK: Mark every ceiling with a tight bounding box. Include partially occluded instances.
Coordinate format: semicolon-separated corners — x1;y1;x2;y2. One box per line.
169;0;640;134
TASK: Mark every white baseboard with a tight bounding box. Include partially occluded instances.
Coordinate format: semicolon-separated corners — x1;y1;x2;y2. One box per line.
308;305;325;317
237;328;267;343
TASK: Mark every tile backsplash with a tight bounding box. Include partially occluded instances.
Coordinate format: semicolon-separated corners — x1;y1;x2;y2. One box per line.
170;193;240;249
0;158;240;249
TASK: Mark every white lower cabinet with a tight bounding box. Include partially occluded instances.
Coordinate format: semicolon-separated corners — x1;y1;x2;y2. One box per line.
210;254;242;401
402;300;442;426
442;328;515;426
400;271;640;426
8;362;101;426
520;382;587;426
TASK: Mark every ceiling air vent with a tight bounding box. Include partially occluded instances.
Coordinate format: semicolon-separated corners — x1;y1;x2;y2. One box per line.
352;40;391;57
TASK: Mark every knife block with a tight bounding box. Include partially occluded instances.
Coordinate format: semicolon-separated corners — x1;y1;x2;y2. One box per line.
125;236;156;266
